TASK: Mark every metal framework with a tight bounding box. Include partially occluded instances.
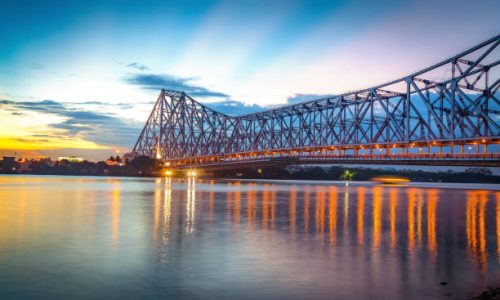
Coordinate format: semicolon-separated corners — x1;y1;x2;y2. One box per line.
133;35;500;166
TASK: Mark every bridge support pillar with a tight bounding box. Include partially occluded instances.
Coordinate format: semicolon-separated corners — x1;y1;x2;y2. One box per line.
438;146;442;156
483;143;487;154
459;144;464;154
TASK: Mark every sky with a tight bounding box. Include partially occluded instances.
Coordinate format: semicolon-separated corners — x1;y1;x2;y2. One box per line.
0;0;499;160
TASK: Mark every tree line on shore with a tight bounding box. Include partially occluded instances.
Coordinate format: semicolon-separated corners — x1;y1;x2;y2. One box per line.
211;165;498;183
0;155;498;183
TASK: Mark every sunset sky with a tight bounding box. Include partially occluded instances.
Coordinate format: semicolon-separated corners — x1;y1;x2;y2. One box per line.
1;0;499;160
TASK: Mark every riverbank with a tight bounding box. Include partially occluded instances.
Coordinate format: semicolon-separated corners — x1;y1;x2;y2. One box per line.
2;155;499;183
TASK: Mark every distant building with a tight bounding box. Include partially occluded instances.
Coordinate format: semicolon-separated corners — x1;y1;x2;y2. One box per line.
3;156;15;162
1;156;19;173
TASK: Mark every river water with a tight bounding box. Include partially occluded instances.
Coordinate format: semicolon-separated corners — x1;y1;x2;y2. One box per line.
0;175;499;299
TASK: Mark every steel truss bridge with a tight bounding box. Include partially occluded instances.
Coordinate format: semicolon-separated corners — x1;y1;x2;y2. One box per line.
133;35;500;168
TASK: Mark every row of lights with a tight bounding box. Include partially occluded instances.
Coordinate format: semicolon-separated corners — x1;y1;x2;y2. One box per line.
163;170;197;177
167;139;493;165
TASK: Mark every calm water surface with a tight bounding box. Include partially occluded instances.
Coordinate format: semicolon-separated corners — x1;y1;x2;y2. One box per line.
0;175;499;299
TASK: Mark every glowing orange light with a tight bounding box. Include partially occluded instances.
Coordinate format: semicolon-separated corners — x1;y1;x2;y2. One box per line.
373;186;382;251
357;187;365;245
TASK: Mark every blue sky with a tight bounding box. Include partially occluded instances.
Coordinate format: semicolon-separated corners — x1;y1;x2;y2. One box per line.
0;0;499;159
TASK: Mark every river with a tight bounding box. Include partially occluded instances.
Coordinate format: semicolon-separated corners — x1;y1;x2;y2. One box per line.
0;175;499;299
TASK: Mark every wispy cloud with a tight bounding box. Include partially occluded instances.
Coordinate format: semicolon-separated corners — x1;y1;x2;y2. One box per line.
127;62;149;71
124;73;230;98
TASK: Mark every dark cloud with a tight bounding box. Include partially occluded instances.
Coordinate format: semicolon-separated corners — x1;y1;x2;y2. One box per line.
13;99;65;111
14;137;50;143
31;134;53;138
286;93;333;104
124;73;229;98
127;62;150;71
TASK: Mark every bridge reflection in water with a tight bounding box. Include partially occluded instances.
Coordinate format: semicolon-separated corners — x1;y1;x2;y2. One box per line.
0;176;499;299
148;179;500;274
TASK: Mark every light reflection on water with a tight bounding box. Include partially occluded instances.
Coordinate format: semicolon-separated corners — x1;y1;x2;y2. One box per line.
0;175;499;299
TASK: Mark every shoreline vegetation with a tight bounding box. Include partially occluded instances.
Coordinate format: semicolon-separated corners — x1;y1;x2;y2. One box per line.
1;155;498;183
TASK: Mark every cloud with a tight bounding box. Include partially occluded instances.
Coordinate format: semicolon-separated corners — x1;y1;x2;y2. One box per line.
127;62;150;71
124;73;230;98
286;93;333;104
0;100;142;149
206;99;264;116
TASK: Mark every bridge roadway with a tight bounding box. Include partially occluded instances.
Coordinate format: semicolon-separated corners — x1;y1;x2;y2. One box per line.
168;152;500;170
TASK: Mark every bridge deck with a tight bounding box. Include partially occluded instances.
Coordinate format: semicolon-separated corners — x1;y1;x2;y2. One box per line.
170;153;500;169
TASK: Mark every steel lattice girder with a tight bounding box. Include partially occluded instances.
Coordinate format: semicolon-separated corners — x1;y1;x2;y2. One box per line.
132;35;500;160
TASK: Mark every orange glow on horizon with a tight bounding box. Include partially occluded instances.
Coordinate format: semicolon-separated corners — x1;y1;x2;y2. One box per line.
0;136;108;151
